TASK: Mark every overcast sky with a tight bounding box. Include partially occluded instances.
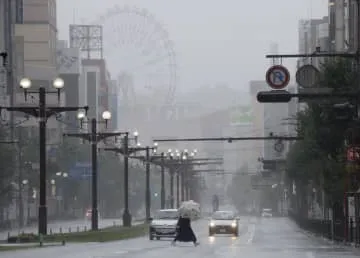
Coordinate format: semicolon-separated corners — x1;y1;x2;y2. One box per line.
57;0;328;94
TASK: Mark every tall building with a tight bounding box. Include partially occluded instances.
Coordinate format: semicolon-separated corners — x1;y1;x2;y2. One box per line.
329;0;359;52
108;79;119;131
249;80;267;160
13;0;62;142
346;0;359;51
57;40;82;133
329;0;346;51
81;59;109;127
297;16;329;69
297;16;329;112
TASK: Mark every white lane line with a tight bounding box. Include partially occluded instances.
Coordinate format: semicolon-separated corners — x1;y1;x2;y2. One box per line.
306;251;315;258
246;224;255;244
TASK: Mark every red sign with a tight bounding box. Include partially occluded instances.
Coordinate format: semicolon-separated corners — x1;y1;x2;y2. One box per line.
347;146;360;162
265;65;290;90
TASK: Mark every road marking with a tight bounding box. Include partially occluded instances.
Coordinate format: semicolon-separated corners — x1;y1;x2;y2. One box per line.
246;224;255;244
306;251;315;258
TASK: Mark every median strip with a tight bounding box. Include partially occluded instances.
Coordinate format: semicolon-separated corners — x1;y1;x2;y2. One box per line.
4;223;148;247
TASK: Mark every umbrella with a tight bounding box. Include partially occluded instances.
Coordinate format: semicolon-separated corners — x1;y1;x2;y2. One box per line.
179;200;201;219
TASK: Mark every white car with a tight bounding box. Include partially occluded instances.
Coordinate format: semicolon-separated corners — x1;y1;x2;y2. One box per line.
209;210;239;236
149;209;179;240
261;208;273;217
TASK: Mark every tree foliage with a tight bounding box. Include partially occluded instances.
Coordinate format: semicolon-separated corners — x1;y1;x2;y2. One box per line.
286;58;358;205
0;126;16;207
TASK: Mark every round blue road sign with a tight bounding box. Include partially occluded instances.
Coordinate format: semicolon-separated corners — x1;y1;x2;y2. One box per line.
265;65;290;90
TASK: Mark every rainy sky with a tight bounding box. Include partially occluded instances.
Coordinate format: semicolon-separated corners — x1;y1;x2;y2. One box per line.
57;0;328;94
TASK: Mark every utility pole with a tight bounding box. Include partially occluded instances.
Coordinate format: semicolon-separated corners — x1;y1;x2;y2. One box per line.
64;113;124;231
153;136;301;143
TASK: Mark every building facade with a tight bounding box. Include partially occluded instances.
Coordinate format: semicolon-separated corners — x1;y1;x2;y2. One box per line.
57;40;82;133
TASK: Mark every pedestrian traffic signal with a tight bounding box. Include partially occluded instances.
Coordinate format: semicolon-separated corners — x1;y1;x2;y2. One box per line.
257;90;292;103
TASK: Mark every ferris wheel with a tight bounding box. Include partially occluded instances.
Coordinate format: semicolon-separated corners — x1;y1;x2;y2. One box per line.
89;5;177;107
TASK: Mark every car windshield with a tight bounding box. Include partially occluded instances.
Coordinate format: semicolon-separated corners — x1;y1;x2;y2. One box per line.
154;210;178;219
212;211;235;220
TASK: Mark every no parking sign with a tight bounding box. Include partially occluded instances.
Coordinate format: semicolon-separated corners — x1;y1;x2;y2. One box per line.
265;65;290;90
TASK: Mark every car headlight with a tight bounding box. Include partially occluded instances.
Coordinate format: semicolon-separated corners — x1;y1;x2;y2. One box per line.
231;221;237;228
209;221;215;227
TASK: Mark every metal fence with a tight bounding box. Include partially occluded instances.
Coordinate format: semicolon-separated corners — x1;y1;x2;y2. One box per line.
289;211;360;246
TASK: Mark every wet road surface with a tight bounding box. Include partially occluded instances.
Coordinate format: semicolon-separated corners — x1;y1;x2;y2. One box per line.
1;217;359;258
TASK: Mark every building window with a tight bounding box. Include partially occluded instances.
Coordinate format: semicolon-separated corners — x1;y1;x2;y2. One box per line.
15;0;23;23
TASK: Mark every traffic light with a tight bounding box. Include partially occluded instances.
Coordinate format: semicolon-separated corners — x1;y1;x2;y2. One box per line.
257;90;292;103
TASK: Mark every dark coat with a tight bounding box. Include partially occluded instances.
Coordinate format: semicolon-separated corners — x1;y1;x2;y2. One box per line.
174;217;197;242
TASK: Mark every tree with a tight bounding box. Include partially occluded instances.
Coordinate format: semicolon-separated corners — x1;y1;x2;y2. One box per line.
0;126;16;213
286;57;358;210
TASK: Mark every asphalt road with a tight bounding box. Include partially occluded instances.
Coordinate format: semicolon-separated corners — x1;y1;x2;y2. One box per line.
1;217;359;258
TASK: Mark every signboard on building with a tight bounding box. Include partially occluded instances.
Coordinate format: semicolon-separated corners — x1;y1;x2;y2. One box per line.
229;105;253;126
69;162;91;179
56;48;80;74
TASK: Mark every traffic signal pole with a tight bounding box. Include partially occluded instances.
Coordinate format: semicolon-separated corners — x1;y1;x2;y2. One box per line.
265;37;360;241
153;136;301;143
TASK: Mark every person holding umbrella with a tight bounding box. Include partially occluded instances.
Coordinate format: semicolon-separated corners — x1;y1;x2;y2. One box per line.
171;201;200;246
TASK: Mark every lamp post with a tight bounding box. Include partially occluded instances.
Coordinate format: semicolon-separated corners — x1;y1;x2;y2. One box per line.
166;150;175;208
169;149;196;206
55;172;68;216
1;77;87;235
63;111;125;231
159;150;165;209
102;130;140;227
137;143;166;209
103;139;158;223
126;144;158;222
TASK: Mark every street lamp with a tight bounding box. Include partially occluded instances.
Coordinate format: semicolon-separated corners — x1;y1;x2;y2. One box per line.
64;111;126;231
2;77;88;235
103;130;158;226
19;78;31;89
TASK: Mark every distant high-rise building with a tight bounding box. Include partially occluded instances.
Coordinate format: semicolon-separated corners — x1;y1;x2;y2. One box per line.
298;16;329;69
57;40;81;133
108;79;118;131
13;0;61;141
249;80;267;159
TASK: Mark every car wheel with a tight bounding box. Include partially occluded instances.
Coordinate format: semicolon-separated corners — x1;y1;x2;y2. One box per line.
156;236;161;240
